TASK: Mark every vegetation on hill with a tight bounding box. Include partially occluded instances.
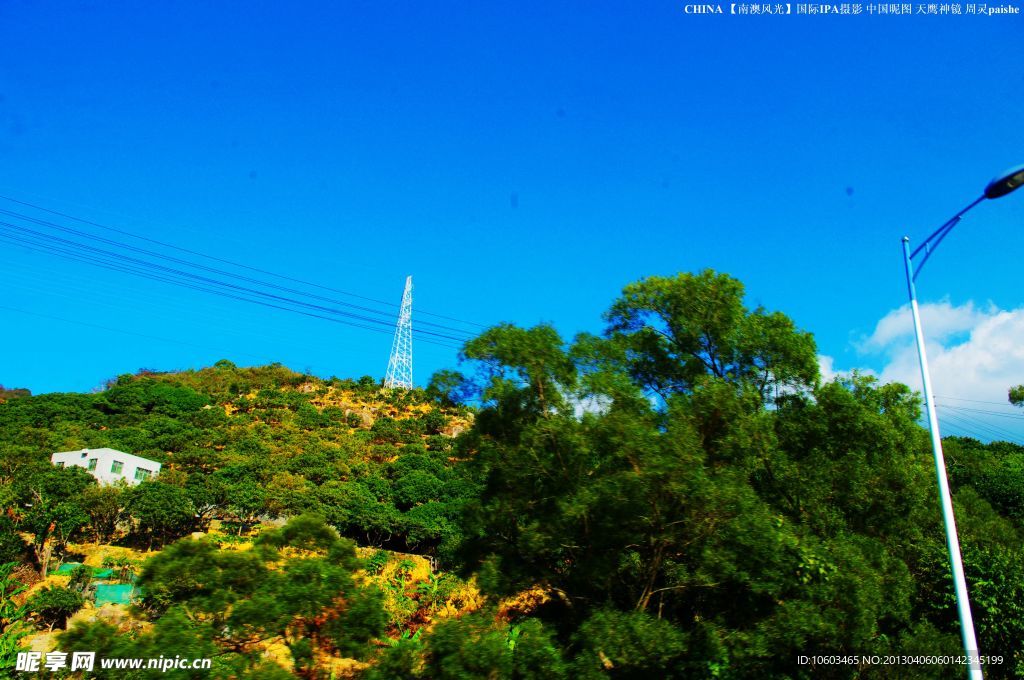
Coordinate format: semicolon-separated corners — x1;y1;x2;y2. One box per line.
0;269;1022;678
0;385;30;402
0;361;473;559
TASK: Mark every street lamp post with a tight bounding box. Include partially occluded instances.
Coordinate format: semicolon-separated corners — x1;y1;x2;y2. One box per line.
901;163;1024;680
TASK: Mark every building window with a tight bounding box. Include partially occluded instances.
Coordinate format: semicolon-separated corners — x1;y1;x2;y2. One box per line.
55;461;65;468
134;468;153;482
88;459;97;471
111;461;124;474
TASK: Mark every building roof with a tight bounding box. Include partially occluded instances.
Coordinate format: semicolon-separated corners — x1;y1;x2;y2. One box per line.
52;448;160;465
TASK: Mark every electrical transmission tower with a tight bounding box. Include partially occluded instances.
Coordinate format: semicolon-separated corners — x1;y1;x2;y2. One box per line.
384;276;414;389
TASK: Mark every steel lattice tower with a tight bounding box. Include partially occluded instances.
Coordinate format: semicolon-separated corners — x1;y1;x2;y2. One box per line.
384;276;414;389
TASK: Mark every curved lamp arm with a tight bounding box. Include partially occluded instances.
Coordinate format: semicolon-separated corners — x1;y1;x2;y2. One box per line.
907;163;1024;281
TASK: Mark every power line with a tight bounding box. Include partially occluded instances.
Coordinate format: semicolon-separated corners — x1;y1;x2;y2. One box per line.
934;395;1020;408
937;407;1024;440
0;222;468;348
935;404;1024;421
0;207;477;339
3;246;442;363
935;407;1024;444
2;263;377;358
0;304;279;365
0;194;488;328
938;413;1003;442
0;232;464;352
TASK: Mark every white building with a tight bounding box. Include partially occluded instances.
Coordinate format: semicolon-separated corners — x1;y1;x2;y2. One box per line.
51;448;161;486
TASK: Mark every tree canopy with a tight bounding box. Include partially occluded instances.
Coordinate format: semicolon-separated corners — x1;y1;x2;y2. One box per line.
449;270;1022;678
1;273;1022;677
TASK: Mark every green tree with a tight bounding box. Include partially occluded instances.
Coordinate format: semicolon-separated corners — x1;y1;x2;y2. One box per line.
80;485;124;544
184;473;227;528
94;378;210;420
462;323;577;420
223;478;267;534
126;481;195;549
571;609;690;679
451;271;967;677
371;417;403;444
422;409;450;436
600;269;818;403
962;544;1024;676
0;517;27;564
61;607;253;679
28;585;84;631
0;386;31;401
393;470;443;509
19;466;94;577
134;515;385;671
372;613;567;680
0;563;29;669
426;369;471;406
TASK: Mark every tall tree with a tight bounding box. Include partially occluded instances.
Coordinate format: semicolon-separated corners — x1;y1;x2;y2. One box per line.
452;270;971;677
18;467;94;577
79;485;123;544
601;269;818;403
126;481;195;549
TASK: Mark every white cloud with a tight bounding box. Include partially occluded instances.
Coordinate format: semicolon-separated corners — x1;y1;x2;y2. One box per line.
859;299;995;351
832;301;1024;443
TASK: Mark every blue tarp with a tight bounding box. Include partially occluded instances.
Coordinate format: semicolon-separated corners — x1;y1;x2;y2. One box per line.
54;562;83;575
94;584;134;606
54;563;116;579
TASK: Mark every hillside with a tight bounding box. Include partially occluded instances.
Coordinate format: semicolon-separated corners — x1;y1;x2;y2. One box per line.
0;361;474;555
0;385;31;402
2;271;1024;678
0;362;496;677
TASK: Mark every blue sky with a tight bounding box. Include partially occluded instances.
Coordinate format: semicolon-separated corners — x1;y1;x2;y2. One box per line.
1;2;1023;439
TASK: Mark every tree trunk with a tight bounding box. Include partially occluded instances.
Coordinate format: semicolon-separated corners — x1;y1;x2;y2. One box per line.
39;539;53;579
636;543;664;612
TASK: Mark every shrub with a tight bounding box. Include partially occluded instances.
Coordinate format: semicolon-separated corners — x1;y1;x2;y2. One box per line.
28;586;84;631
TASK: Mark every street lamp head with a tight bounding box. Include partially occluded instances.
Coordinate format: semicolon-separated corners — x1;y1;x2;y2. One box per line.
984;163;1024;199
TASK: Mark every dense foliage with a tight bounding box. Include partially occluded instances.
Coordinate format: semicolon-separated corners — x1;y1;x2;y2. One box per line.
447;271;1023;678
58;515;386;678
0;270;1022;678
0;363;473;562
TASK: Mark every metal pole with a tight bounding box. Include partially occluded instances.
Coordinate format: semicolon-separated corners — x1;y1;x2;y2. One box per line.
902;237;983;679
